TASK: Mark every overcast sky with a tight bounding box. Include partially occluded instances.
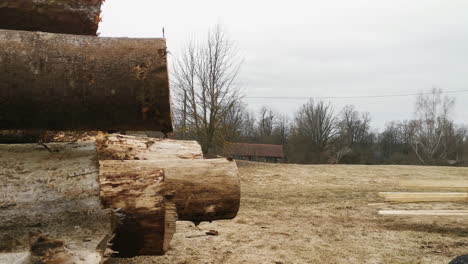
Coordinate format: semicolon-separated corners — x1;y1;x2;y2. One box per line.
99;0;468;130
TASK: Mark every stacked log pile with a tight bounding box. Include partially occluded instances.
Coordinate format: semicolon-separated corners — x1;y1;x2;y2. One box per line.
0;1;241;263
0;135;240;261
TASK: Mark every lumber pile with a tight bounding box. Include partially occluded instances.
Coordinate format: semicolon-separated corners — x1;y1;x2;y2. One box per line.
377;178;468;216
0;2;241;263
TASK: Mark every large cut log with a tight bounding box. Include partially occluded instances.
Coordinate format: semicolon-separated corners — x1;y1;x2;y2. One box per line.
0;143;113;263
101;159;241;223
0;29;172;133
99;163;176;256
96;134;239;222
0;0;103;35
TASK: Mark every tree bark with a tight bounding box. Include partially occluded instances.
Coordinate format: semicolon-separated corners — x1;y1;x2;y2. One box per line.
0;0;103;36
100;159;240;223
0;29;172;133
0;142;113;264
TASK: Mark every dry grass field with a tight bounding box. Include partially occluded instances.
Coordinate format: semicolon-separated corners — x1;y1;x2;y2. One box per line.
110;161;468;264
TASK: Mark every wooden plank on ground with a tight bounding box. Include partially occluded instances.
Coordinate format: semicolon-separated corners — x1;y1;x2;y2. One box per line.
399;180;468;189
379;210;468;216
378;192;468;202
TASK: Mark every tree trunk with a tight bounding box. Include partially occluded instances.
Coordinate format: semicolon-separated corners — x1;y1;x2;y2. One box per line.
0;0;103;36
0;29;172;133
100;159;240;223
0;142;113;264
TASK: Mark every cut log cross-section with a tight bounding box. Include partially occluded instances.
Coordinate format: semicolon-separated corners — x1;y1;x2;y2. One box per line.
0;29;172;133
0;143;113;264
99;163;176;257
0;0;104;35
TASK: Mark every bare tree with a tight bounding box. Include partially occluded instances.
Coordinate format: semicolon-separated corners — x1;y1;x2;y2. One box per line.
333;105;374;163
172;25;243;154
378;121;415;164
288;100;336;163
272;114;290;146
410;87;455;164
257;107;275;140
240;110;257;142
219;101;249;144
440;122;467;163
337;105;372;146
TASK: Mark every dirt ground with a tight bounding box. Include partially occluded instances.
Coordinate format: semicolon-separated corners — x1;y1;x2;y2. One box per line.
109;161;468;264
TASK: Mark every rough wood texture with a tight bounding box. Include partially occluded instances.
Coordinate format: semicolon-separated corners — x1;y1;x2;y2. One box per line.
100;162;176;256
97;134;203;160
0;29;172;133
0;0;103;35
399;180;468;189
0;143;113;263
379;192;468;203
101;159;241;222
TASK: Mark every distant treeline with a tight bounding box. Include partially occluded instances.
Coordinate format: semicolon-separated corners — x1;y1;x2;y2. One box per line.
174;84;466;166
170;26;466;166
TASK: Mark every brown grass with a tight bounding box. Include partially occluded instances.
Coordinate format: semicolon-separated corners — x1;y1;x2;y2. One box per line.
109;162;468;264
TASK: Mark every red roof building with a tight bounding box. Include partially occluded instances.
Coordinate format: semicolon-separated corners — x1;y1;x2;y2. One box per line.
224;142;285;163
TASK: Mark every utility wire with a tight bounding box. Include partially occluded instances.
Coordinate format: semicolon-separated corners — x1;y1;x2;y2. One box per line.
245;89;468;100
